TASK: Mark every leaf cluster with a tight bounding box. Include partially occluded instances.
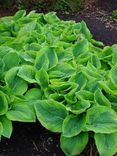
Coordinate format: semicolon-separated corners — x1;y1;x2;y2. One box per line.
0;10;117;156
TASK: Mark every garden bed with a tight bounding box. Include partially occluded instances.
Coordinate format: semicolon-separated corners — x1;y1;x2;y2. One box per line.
0;1;117;156
0;14;116;156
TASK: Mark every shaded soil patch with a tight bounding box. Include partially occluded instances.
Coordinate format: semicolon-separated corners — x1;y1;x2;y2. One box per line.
0;122;99;156
0;123;64;156
97;0;117;12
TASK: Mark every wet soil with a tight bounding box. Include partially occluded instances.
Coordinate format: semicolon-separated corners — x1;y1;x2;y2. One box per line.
0;122;64;156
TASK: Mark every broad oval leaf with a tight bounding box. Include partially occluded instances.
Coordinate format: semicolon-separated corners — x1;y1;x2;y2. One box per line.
73;39;89;57
0;122;3;135
34;100;68;132
44;12;60;24
80;21;92;39
76;90;94;101
90;54;101;69
0;116;12;138
94;89;111;107
14;10;26;20
112;44;117;65
86;106;117;133
67;100;91;115
48;62;75;78
3;52;20;71
6;100;36;122
0;58;5;73
110;65;117;86
35;68;49;89
60;132;88;156
45;47;58;69
35;51;49;70
95;132;117;156
0;91;8;115
62;114;86;137
17;65;37;83
24;88;42;101
5;67;28;95
69;72;87;91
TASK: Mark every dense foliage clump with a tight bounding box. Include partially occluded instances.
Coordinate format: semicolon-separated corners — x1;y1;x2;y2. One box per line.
0;10;117;156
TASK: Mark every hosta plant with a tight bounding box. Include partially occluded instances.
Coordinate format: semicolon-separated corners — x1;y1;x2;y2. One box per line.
0;10;117;156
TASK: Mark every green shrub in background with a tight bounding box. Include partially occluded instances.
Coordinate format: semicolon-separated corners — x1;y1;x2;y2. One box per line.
0;0;84;13
0;0;16;8
113;10;117;19
52;0;84;12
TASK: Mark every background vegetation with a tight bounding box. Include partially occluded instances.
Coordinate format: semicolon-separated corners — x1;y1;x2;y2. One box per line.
0;0;85;13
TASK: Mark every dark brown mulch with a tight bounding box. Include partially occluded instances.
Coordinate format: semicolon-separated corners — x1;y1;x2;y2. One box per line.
0;122;64;156
0;122;99;156
97;0;117;12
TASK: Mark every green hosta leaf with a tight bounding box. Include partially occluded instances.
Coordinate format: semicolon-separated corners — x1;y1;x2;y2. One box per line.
76;90;94;101
6;100;36;122
0;122;3;135
62;114;86;137
3;52;20;71
80;21;92;39
17;65;36;83
99;46;112;59
45;47;58;69
44;12;60;24
56;46;73;62
0;116;12;138
24;88;42;101
5;67;28;95
0;58;5;73
14;10;26;20
86;106;117;133
60;132;88;156
94;89;111;107
35;51;49;70
90;39;104;47
44;88;53;98
82;64;101;80
35;68;49;89
95;132;117;156
65;88;77;104
70;72;87;91
26;10;36;17
112;44;117;65
49;93;65;103
49;80;76;93
73;39;89;57
108;78;117;91
34;100;68;132
67;100;91;115
110;65;117;86
18;21;37;36
20;53;34;64
49;62;75;78
99;81;117;95
86;78;99;92
75;51;91;65
90;54;101;69
0;91;8;115
0;46;14;57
